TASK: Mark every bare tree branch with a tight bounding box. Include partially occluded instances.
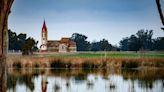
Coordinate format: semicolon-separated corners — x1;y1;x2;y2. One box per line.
156;0;164;30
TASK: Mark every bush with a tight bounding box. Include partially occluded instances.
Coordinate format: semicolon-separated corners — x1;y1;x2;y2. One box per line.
121;60;139;69
82;62;98;69
50;59;66;68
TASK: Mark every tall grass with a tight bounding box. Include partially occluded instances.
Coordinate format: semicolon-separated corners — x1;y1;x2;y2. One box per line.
7;54;164;69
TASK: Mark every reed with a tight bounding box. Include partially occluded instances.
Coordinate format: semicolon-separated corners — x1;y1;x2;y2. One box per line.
7;54;164;69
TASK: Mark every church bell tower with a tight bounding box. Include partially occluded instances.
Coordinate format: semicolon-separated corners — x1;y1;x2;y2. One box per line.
40;20;48;51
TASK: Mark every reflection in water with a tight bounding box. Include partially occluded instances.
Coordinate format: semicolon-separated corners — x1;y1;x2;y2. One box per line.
0;59;7;92
42;76;48;92
54;83;60;92
7;68;164;92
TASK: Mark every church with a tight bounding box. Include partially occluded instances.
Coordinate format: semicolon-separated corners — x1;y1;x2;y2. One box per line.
40;20;77;52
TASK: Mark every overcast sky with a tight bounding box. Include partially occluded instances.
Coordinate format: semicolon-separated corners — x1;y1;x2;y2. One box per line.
9;0;164;46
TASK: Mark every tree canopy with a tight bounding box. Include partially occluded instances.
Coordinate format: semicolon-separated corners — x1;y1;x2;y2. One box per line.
120;29;164;51
8;29;38;55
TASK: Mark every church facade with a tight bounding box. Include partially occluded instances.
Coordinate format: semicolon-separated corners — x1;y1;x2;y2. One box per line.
40;21;77;52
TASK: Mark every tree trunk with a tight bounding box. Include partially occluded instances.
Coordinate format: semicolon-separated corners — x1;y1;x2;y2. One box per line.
0;0;14;92
0;0;14;58
156;0;164;30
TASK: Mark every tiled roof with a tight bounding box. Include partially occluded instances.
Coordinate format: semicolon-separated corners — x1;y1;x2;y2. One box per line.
60;38;70;43
47;40;60;47
47;39;76;48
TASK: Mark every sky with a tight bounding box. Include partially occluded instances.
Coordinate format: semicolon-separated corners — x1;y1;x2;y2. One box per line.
9;0;164;46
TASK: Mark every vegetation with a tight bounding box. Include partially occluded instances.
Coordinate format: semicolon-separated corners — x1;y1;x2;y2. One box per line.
70;33;119;51
71;30;163;52
121;60;139;69
8;30;38;55
120;30;164;51
7;52;164;69
12;61;22;68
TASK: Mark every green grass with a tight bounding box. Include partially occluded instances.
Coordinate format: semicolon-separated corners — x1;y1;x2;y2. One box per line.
63;53;164;58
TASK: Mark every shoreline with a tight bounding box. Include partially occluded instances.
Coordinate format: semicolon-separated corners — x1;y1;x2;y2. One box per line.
7;52;164;69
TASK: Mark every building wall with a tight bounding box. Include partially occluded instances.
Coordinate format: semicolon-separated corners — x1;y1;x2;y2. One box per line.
59;44;67;52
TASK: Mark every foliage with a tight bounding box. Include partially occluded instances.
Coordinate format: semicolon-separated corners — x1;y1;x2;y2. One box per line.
8;29;38;54
8;29;26;51
71;33;115;51
82;62;98;69
50;59;66;68
121;60;139;69
120;29;164;51
152;37;164;50
71;33;90;51
22;37;35;55
90;39;112;51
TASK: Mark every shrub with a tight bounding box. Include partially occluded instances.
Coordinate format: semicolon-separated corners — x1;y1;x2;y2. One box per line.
82;62;98;69
50;59;66;68
121;60;139;69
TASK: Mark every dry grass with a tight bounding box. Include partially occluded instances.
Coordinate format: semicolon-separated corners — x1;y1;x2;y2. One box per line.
6;54;164;69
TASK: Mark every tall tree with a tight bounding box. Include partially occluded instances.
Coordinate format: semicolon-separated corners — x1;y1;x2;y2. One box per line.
0;1;14;92
153;37;164;50
119;37;129;51
136;30;153;50
22;37;35;55
99;39;112;51
90;41;100;51
71;33;90;51
0;0;14;58
128;35;139;51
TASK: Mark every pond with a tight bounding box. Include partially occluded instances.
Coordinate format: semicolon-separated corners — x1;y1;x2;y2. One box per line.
7;68;164;92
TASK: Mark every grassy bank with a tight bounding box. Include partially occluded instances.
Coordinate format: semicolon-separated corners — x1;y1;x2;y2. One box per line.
7;52;164;69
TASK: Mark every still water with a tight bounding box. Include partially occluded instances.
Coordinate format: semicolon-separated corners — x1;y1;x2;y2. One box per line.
7;68;164;92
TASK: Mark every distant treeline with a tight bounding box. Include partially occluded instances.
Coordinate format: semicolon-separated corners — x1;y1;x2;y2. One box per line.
71;33;119;51
71;29;164;51
8;29;164;53
119;29;164;51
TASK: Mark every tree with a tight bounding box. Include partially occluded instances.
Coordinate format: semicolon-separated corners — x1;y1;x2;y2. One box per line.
0;0;14;58
90;41;100;51
71;33;90;51
153;37;164;50
119;30;154;51
8;30;27;51
99;39;112;51
8;29;38;53
136;30;153;50
128;35;139;51
120;37;129;51
22;37;35;55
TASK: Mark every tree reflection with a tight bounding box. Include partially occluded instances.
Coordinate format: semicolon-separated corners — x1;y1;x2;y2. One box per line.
0;59;7;92
53;83;60;92
122;69;164;89
7;75;16;91
42;76;48;92
7;75;35;91
86;80;94;90
6;68;164;92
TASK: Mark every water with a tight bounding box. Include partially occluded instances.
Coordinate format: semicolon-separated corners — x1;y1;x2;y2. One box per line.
7;68;164;92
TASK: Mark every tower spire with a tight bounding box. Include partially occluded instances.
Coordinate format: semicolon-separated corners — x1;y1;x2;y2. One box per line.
42;20;47;31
